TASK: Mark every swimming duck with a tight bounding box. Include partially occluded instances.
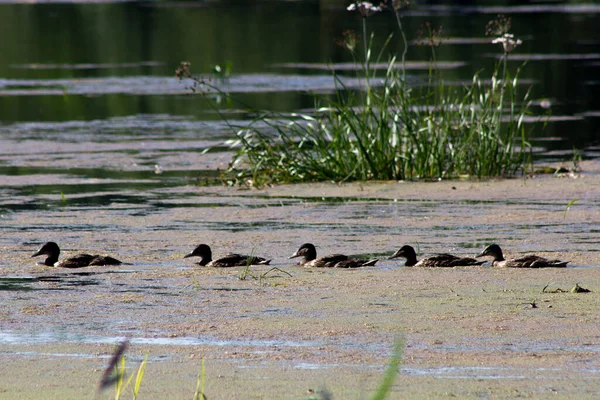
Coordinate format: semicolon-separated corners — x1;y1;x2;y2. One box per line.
289;243;378;268
476;244;568;268
183;244;271;268
389;245;485;267
31;242;123;268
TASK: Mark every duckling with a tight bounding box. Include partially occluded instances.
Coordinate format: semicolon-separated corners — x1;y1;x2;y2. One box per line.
476;244;568;268
289;243;378;268
389;245;485;267
183;244;271;268
31;242;123;268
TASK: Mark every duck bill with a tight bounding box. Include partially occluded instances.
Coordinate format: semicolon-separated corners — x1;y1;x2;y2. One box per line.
475;251;486;258
288;252;300;259
31;249;43;257
388;251;402;260
183;252;194;259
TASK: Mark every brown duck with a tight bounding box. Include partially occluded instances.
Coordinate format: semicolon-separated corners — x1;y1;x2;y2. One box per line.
184;244;271;267
476;244;568;268
289;243;378;268
32;242;123;268
390;245;484;267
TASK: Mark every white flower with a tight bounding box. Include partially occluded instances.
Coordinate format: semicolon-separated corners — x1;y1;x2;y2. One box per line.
492;33;522;54
347;2;383;18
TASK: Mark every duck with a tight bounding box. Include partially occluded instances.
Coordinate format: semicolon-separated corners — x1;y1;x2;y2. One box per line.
476;244;568;268
389;245;485;267
183;244;271;267
289;243;378;268
31;241;123;268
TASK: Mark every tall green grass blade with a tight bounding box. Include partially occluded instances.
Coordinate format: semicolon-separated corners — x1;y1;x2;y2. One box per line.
564;199;578;220
132;353;148;399
371;338;405;400
114;356;126;400
193;358;206;400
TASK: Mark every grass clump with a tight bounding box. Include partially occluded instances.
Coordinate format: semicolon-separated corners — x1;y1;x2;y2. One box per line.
99;341;209;400
179;3;535;186
112;353;148;400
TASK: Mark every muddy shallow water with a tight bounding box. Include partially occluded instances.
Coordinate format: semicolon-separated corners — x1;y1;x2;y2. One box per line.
1;162;600;399
1;0;600;397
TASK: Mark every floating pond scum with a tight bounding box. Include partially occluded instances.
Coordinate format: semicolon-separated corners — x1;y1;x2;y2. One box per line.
0;1;599;399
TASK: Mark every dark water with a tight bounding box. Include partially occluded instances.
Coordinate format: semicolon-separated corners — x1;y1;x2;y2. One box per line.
0;1;599;240
0;1;598;149
0;0;599;236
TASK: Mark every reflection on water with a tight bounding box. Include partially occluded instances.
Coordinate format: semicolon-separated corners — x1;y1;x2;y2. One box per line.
0;1;598;144
0;74;376;96
0;331;320;348
0;2;598;210
0;270;143;291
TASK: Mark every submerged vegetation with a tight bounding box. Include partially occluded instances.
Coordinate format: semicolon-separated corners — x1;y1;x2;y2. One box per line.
179;1;536;186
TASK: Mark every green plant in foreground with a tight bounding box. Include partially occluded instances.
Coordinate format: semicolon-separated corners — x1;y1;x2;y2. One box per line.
114;353;148;400
301;338;404;400
97;339;401;400
193;358;207;400
371;337;405;400
99;341;209;399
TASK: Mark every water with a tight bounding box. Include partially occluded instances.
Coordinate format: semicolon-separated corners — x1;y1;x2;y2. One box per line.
0;1;598;148
1;1;598;202
1;1;599;396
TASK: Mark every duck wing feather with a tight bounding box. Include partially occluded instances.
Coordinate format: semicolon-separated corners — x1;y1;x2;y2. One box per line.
208;253;271;268
88;255;123;266
417;254;485;268
308;254;348;268
335;258;379;268
55;253;96;268
504;255;568;268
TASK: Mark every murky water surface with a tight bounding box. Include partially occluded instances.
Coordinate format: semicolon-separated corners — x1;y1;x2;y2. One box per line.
1;1;600;398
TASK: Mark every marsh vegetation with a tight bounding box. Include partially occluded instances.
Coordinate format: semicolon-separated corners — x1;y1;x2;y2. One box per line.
180;7;536;186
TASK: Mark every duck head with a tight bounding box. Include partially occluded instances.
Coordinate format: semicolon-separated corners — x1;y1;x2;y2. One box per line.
389;245;418;266
476;244;504;261
184;244;213;266
289;243;317;262
32;241;60;266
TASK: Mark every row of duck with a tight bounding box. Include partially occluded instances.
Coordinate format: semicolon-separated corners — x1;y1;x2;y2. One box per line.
31;241;569;269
